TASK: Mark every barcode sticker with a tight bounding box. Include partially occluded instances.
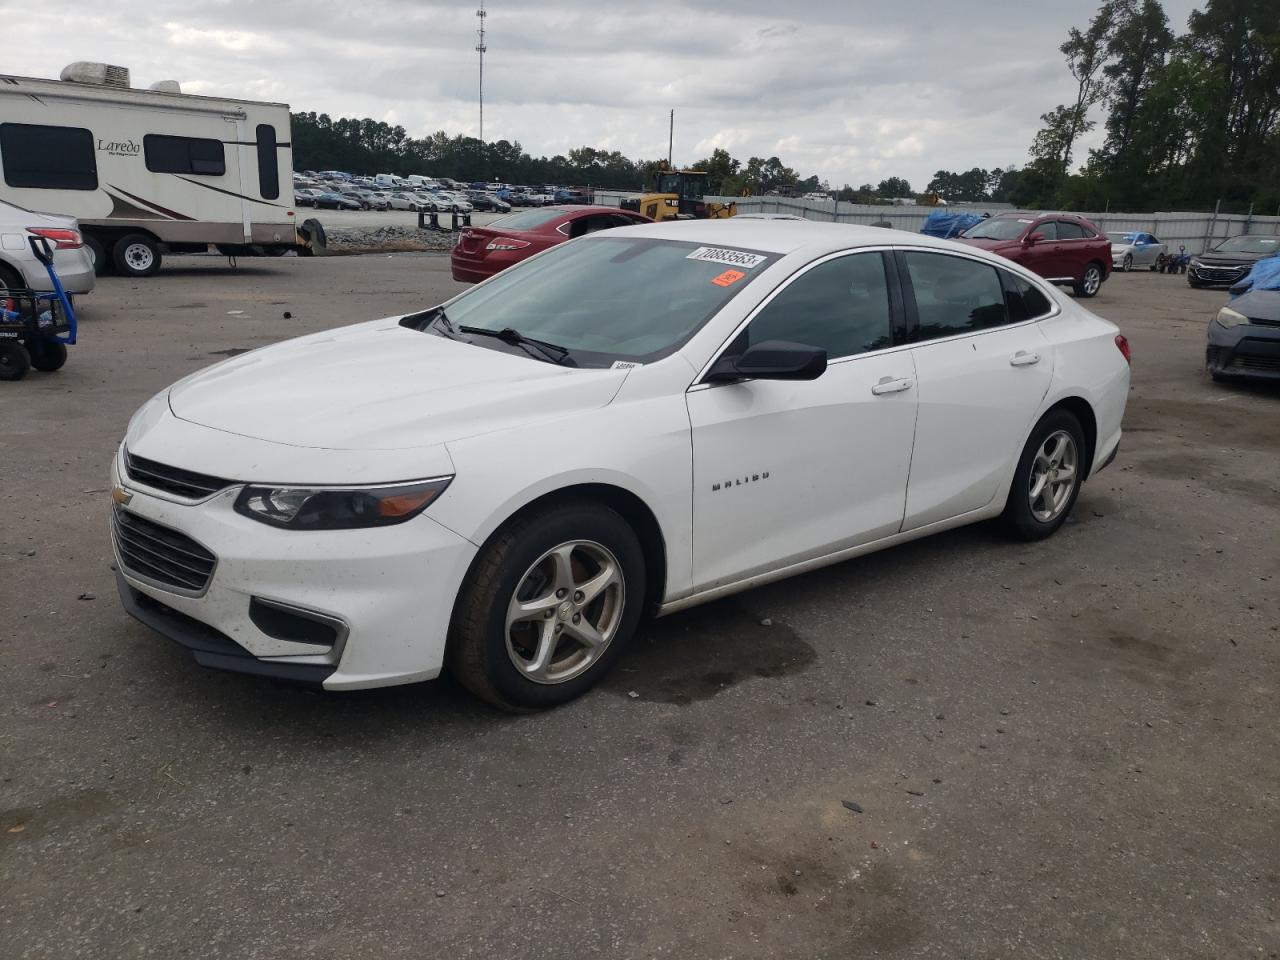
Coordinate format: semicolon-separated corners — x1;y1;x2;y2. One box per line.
686;246;768;269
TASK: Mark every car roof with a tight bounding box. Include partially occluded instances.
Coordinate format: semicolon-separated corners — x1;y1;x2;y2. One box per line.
610;217;961;256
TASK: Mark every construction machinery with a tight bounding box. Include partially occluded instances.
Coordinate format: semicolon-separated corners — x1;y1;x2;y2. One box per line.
621;164;737;221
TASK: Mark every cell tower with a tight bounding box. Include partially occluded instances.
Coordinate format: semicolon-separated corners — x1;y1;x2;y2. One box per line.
476;2;487;142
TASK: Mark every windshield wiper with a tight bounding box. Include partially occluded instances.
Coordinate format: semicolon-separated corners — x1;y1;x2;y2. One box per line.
459;326;575;366
399;305;461;338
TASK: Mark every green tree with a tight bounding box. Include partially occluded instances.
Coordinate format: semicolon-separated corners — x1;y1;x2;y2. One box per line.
876;176;913;198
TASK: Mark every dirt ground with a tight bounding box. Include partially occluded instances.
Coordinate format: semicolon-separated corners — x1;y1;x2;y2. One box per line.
1;254;1277;959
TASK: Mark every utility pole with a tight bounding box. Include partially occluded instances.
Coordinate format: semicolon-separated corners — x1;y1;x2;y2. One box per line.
476;3;487;142
667;109;673;166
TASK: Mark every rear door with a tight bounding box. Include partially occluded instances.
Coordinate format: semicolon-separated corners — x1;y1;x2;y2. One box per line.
687;250;917;589
896;249;1054;530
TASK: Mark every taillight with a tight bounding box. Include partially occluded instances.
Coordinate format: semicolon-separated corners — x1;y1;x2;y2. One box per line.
1115;334;1131;365
27;227;82;250
485;237;531;251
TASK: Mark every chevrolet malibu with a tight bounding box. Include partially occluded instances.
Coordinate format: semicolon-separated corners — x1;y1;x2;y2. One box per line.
111;221;1130;710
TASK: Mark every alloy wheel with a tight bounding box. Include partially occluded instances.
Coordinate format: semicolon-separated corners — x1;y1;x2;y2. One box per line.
504;540;624;684
1122;254;1133;272
1028;430;1078;523
1084;265;1102;295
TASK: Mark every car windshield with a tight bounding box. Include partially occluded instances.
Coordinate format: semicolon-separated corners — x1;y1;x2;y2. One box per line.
962;218;1029;240
1108;232;1138;243
1213;236;1280;254
439;236;779;367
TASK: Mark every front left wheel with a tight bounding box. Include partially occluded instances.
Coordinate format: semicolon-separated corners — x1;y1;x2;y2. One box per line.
448;502;647;711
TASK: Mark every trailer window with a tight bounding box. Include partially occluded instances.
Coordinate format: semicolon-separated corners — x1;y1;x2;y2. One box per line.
255;124;279;200
144;135;225;176
0;123;97;190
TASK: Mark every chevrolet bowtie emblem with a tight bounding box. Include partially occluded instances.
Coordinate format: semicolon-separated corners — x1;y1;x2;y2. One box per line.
111;486;133;506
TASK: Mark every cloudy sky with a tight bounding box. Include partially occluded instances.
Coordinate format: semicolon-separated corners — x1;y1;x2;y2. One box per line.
10;0;1200;188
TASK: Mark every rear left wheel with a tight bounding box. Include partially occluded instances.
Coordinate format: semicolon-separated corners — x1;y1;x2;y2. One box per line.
1001;410;1086;541
1121;253;1133;272
448;502;646;711
0;340;31;381
1073;262;1103;298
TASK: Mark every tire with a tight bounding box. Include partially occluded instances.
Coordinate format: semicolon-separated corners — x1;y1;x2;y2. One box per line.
1000;409;1087;541
84;234;108;276
28;339;67;372
1121;253;1133;272
112;234;161;278
0;340;31;381
0;261;24;293
448;502;647;711
1148;262;1158;272
1073;262;1103;298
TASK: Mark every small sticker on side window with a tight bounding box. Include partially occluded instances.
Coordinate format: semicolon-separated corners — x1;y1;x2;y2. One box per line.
711;269;746;287
686;246;768;269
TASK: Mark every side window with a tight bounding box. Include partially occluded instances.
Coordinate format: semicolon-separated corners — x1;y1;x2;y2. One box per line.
0;123;98;190
255;124;279;200
1148;234;1161;244
568;214;615;238
738;252;893;359
144;135;225;176
1031;220;1057;241
902;251;1008;340
610;213;642;228
1001;269;1054;323
1056;220;1086;240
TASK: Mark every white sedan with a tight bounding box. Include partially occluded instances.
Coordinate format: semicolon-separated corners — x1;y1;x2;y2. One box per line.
111;221;1130;709
1107;231;1166;271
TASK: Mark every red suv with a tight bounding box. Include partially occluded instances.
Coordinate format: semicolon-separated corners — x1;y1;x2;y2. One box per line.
954;212;1111;298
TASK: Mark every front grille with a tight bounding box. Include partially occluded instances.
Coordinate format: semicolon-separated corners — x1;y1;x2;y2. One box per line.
1231;354;1280;372
1195;265;1248;282
112;506;216;593
125;450;235;500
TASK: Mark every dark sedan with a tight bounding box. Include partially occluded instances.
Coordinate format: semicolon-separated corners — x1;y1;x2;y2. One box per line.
1206;289;1280;382
1189;235;1280;288
312;192;362;211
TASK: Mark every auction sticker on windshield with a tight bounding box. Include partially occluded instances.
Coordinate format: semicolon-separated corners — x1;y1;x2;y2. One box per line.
686;247;768;269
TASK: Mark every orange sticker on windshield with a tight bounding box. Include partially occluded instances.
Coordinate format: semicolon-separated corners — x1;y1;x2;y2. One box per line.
712;269;746;287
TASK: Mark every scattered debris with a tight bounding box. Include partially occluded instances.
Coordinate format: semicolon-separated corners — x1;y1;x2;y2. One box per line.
627;690;640;699
78;592;96;601
906;789;925;797
841;800;864;814
759;618;772;626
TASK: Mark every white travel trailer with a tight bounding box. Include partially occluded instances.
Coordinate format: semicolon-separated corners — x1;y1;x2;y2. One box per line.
0;63;304;277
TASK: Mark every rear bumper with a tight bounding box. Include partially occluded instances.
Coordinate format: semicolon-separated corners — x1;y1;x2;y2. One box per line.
450;260;494;283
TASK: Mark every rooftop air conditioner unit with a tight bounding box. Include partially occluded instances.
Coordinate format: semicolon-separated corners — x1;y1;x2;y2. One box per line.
60;62;131;87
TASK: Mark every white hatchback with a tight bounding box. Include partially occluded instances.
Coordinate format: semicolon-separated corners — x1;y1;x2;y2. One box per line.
111;221;1130;709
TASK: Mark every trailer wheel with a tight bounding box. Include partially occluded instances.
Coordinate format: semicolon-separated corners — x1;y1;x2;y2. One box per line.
29;340;68;372
0;340;31;381
113;234;161;278
84;235;108;275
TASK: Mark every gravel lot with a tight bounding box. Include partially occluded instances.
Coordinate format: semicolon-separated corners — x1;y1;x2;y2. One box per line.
1;256;1277;959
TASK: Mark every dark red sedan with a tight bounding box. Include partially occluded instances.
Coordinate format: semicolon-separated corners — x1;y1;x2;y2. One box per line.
451;206;651;283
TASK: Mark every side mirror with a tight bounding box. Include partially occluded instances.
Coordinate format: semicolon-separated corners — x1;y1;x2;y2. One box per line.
705;339;827;383
1024;232;1046;245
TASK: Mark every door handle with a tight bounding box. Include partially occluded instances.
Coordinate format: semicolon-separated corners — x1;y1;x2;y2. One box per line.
1010;351;1041;367
871;376;914;396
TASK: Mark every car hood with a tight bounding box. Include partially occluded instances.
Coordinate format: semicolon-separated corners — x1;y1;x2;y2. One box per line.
167;318;629;451
953;237;1017;252
1232;290;1280;323
1199;250;1270;266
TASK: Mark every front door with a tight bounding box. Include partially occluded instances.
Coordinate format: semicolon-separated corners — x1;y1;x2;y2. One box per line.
896;250;1054;530
1019;218;1060;278
687;251;918;591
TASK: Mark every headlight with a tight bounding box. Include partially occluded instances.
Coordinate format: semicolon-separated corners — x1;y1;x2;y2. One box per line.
1190;258;1203;269
234;477;452;530
1216;305;1249;328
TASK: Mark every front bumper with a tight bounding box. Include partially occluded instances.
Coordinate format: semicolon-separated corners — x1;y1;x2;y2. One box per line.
1205;320;1280;380
110;451;478;690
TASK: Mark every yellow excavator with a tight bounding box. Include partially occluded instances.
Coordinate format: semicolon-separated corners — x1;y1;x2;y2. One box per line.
621;164;738;221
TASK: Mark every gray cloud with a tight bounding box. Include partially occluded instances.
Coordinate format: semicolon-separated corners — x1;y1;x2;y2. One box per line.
8;0;1200;186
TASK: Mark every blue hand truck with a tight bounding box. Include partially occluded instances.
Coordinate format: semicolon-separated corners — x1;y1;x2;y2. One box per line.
0;236;78;381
